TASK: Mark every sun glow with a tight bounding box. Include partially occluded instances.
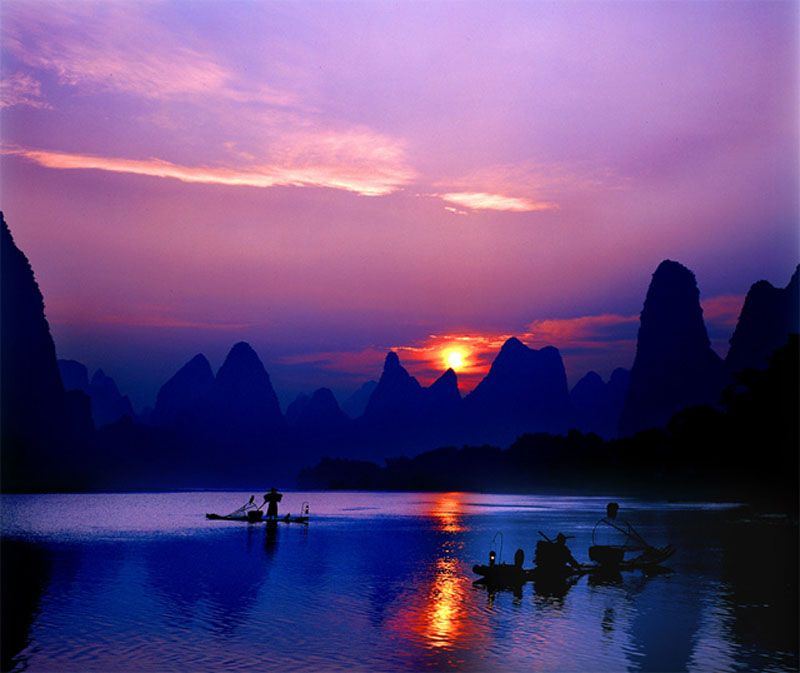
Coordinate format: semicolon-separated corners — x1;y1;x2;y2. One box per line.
444;349;467;371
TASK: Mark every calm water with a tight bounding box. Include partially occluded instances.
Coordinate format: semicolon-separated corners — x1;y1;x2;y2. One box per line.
1;492;797;672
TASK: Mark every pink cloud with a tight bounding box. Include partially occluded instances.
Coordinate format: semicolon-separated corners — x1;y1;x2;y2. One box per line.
526;313;639;349
701;294;745;329
0;72;50;109
49;311;252;332
432;160;625;214
4;141;415;197
1;2;295;105
437;191;558;213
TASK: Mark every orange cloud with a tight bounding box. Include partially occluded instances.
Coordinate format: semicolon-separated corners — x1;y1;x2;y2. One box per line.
277;297;742;394
4;142;415;197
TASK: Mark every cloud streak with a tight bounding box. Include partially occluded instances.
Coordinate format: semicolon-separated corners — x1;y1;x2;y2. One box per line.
437;191;558;213
2;2;295;106
4;142;415;197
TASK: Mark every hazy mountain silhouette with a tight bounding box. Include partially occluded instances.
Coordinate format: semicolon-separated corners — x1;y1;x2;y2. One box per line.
1;213;93;490
619;260;725;436
58;360;135;427
290;388;353;463
89;370;135;427
285;393;310;427
726;265;799;374
295;388;349;431
341;380;378;418
570;368;630;439
151;353;214;426
464;337;570;444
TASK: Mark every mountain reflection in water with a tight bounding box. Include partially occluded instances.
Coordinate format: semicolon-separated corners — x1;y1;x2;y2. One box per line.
0;492;796;672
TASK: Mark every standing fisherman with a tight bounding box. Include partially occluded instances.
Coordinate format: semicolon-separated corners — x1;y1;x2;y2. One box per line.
261;488;283;520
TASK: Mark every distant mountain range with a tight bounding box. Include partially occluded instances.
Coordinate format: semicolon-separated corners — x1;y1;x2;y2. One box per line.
1;210;797;492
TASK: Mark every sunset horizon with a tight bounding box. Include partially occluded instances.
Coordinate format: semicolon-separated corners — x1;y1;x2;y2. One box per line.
2;0;797;410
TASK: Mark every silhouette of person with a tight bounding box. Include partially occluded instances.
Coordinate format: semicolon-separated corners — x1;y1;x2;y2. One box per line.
261;488;283;519
592;502;650;551
514;548;525;568
554;533;581;570
536;533;580;571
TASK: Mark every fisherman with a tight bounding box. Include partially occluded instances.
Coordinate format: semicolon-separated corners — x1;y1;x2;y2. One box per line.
535;532;581;572
593;502;651;551
590;502;653;566
261;488;283;519
553;533;581;570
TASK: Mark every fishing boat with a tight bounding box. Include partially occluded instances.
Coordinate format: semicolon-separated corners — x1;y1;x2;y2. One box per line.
472;531;674;587
206;501;311;525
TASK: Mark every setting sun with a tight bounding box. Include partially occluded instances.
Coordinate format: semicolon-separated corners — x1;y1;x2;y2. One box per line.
444;349;467;371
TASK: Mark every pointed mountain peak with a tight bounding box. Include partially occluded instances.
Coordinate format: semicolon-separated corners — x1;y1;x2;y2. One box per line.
225;341;259;363
384;351;401;372
726;264;800;374
429;367;458;391
619;260;724;435
499;336;527;355
438;368;457;384
186;353;212;370
427;368;461;405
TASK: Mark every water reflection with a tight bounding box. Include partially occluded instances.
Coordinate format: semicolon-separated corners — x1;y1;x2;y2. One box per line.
389;492;485;663
1;539;52;673
426;492;469;534
144;528;276;634
1;494;795;672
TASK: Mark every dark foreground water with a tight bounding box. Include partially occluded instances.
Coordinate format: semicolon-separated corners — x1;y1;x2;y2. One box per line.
1;492;797;672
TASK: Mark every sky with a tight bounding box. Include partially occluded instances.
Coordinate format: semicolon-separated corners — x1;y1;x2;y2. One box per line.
1;0;797;411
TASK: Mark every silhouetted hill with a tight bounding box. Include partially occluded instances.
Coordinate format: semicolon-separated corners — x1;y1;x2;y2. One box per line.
1;212;93;490
295;388;349;431
425;368;461;413
58;360;136;427
206;341;286;442
464;337;570;444
341;380;377;418
90;370;135;427
301;337;798;509
58;359;90;392
726;265;799;374
570;368;629;439
619;260;725;436
285;393;310;427
363;352;425;423
152;353;214;426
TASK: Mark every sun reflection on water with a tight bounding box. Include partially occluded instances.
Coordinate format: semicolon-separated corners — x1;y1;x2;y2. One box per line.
427;492;469;534
388;493;484;657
